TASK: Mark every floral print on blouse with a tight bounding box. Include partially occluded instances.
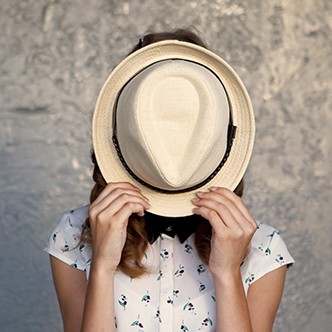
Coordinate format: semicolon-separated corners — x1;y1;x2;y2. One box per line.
45;206;294;332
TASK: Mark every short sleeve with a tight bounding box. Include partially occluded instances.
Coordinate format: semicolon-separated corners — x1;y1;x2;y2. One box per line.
44;206;90;271
241;223;295;294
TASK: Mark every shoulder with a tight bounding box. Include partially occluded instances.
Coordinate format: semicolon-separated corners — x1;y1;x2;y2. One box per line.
251;223;282;251
61;205;89;228
251;222;292;261
45;205;91;271
51;206;89;244
241;222;294;294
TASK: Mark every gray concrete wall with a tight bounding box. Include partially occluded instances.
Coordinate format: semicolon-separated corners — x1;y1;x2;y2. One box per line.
0;0;331;331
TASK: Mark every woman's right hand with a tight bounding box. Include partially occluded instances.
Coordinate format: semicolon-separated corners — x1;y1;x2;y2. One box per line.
88;182;151;273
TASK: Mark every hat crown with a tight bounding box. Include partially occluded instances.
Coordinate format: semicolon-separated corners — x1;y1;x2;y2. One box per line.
117;60;230;190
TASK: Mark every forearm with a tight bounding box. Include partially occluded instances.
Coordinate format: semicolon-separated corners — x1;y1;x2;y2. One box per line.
81;263;116;332
213;269;253;332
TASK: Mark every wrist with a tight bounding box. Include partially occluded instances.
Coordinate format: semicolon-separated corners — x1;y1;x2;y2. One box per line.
210;267;242;284
90;259;118;278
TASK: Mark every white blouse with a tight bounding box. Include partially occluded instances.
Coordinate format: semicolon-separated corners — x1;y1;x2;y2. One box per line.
45;205;294;332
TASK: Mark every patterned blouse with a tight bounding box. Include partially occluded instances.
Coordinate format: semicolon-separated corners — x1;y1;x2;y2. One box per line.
45;205;294;332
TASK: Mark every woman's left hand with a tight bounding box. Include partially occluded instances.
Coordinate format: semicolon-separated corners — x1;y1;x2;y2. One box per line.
192;187;257;277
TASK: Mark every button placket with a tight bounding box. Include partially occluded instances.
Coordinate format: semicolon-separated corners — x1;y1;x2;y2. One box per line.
165;225;172;232
158;234;174;331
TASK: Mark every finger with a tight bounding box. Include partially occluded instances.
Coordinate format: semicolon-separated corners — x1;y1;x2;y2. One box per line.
91;188;149;215
92;182;141;206
114;201;149;225
194;194;256;235
90;193;151;224
192;198;241;230
209;187;257;229
192;206;227;232
194;191;254;231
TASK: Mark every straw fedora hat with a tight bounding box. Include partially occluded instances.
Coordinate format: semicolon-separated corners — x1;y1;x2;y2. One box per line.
92;40;255;217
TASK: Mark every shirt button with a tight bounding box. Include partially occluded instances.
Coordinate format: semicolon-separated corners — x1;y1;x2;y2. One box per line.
165;225;173;232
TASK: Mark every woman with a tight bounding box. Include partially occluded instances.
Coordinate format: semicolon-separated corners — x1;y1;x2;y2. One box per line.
46;30;294;332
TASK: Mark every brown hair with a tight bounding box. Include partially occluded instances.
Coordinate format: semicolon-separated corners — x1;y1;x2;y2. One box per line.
82;29;244;278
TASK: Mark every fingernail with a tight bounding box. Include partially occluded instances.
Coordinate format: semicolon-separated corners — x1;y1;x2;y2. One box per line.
192;207;199;214
196;192;205;197
210;187;218;191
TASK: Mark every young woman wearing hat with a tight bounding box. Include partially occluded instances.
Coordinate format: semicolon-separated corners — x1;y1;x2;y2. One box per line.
46;30;294;332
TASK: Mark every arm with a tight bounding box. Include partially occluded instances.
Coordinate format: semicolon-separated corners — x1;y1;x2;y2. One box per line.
50;182;150;332
247;266;287;332
50;256;87;332
50;253;117;332
212;265;287;332
193;187;286;332
81;262;116;332
213;269;252;331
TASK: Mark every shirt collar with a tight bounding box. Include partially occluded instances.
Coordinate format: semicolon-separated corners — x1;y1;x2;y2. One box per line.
144;212;205;244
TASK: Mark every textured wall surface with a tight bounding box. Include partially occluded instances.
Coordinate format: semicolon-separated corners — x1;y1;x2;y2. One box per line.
1;0;331;331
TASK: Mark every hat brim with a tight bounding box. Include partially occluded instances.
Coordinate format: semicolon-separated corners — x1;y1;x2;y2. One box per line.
93;40;255;217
